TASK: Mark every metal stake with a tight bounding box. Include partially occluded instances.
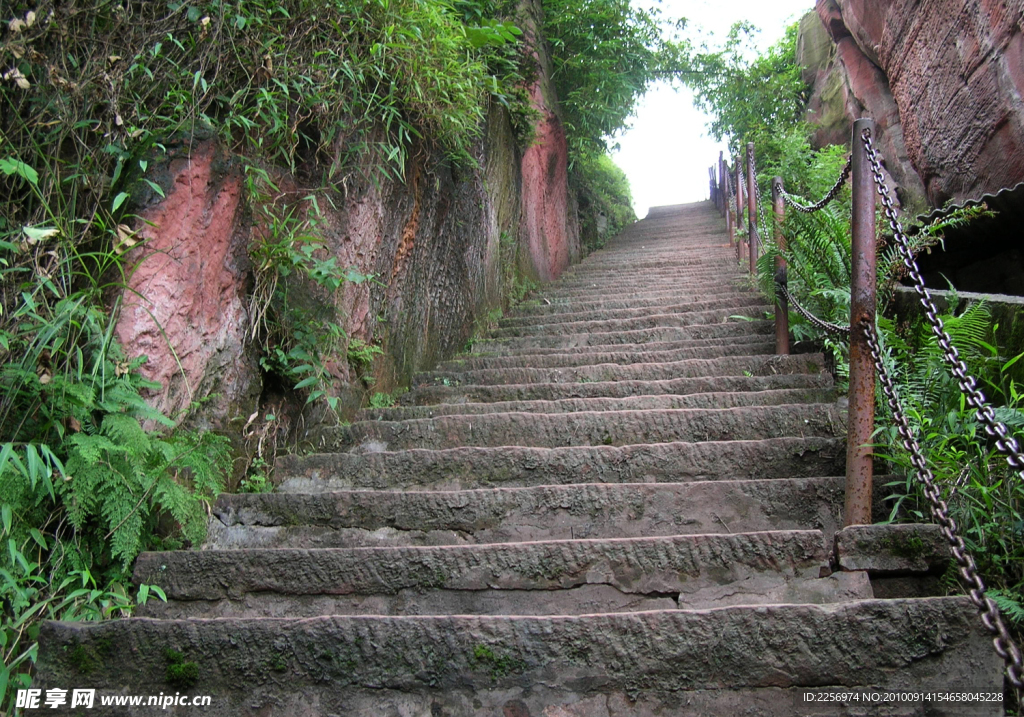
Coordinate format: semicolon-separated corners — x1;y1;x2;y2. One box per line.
746;143;757;274
772;177;789;355
725;162;734;244
845;118;877;526
734;161;744;262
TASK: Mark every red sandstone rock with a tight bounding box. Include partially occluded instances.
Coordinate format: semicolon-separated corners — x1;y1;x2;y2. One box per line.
112;0;578;434
115;140;259;428
806;0;1024;207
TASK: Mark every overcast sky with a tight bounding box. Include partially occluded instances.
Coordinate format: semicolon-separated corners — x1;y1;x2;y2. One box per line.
611;0;815;216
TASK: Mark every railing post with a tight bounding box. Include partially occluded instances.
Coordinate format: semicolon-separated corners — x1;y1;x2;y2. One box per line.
846;118;877;527
772;177;789;355
718;152;726;216
746;142;757;274
725;162;734;244
709;166;717;206
734;161;744;262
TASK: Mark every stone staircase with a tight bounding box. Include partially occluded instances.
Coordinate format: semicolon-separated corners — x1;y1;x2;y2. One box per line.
36;202;1002;715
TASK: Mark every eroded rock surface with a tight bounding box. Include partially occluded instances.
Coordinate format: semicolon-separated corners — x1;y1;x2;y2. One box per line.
801;0;1024;208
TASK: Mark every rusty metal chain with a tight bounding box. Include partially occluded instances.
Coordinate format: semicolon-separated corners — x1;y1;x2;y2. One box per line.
861;128;1024;477
781;156;852;214
776;282;850;337
862;320;1024;695
862;125;1024;694
750;152;771;249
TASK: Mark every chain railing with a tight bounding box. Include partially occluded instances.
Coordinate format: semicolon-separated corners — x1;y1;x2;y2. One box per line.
780;156;852;214
715;120;1024;696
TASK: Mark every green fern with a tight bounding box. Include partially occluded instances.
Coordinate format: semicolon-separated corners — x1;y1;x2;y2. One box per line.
987;590;1024;625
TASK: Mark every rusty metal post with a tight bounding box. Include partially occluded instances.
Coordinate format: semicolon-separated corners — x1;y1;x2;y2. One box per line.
725;162;734;243
845;118;877;527
734;161;744;262
718;152;726;216
746;143;757;274
772;177;789;355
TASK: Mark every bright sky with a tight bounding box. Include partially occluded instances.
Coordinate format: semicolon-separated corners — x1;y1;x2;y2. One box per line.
611;0;815;217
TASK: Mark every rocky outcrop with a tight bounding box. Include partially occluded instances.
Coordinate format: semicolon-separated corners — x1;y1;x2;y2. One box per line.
114;140;260;430
799;0;1024;209
112;1;579;444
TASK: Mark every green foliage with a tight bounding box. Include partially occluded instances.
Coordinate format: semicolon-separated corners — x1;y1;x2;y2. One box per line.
572;153;636;252
543;0;682;163
0;147;229;711
368;392;398;409
347;337;385;371
685;21;808;166
875;303;1024;605
542;0;676;252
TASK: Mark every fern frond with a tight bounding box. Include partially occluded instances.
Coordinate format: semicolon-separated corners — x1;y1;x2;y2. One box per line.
987;589;1024;625
100;413;151;457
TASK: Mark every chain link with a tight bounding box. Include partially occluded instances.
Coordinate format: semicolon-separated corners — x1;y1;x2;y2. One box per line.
861;128;1024;476
861;126;1024;694
749;151;770;249
776;282;850;337
862;320;1024;695
781;156;852;214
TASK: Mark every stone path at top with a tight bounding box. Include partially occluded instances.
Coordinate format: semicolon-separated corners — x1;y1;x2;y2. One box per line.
37;202;1001;715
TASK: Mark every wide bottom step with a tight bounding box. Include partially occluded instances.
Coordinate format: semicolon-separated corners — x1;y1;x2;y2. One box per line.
36;597;1002;716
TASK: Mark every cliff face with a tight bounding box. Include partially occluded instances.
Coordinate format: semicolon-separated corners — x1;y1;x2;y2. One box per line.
799;0;1024;209
113;3;579;447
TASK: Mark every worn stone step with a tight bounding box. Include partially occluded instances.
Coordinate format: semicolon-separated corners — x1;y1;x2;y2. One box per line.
558;264;742;281
464;332;774;358
535;279;755;296
469;320;774;354
489;310;772;338
513;292;766;316
534;284;754;303
407;371;832;405
546;275;750;294
416;353;825;388
361;387;835;422
36;598;1000;716
278;436;845;491
205;477;846;550
329;403;844;452
135;531;867;619
437;341;775;372
496;296;770;329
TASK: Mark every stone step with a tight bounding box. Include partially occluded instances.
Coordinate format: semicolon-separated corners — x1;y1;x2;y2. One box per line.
406;371;832;406
469;320;774;354
361;387;835;421
36;598;1000;716
465;332;774;358
534;279;756;296
416;353;825;388
534;282;754;301
134;531;865;619
513;292;765;316
543;275;750;293
558;264;743;281
328;403;844;452
489;310;771;338
496;295;770;329
437;340;775;372
205;477;846;550
277;436;845;491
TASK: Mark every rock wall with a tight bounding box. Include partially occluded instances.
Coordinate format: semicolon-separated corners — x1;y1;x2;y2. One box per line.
113;4;579;449
799;0;1024;209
